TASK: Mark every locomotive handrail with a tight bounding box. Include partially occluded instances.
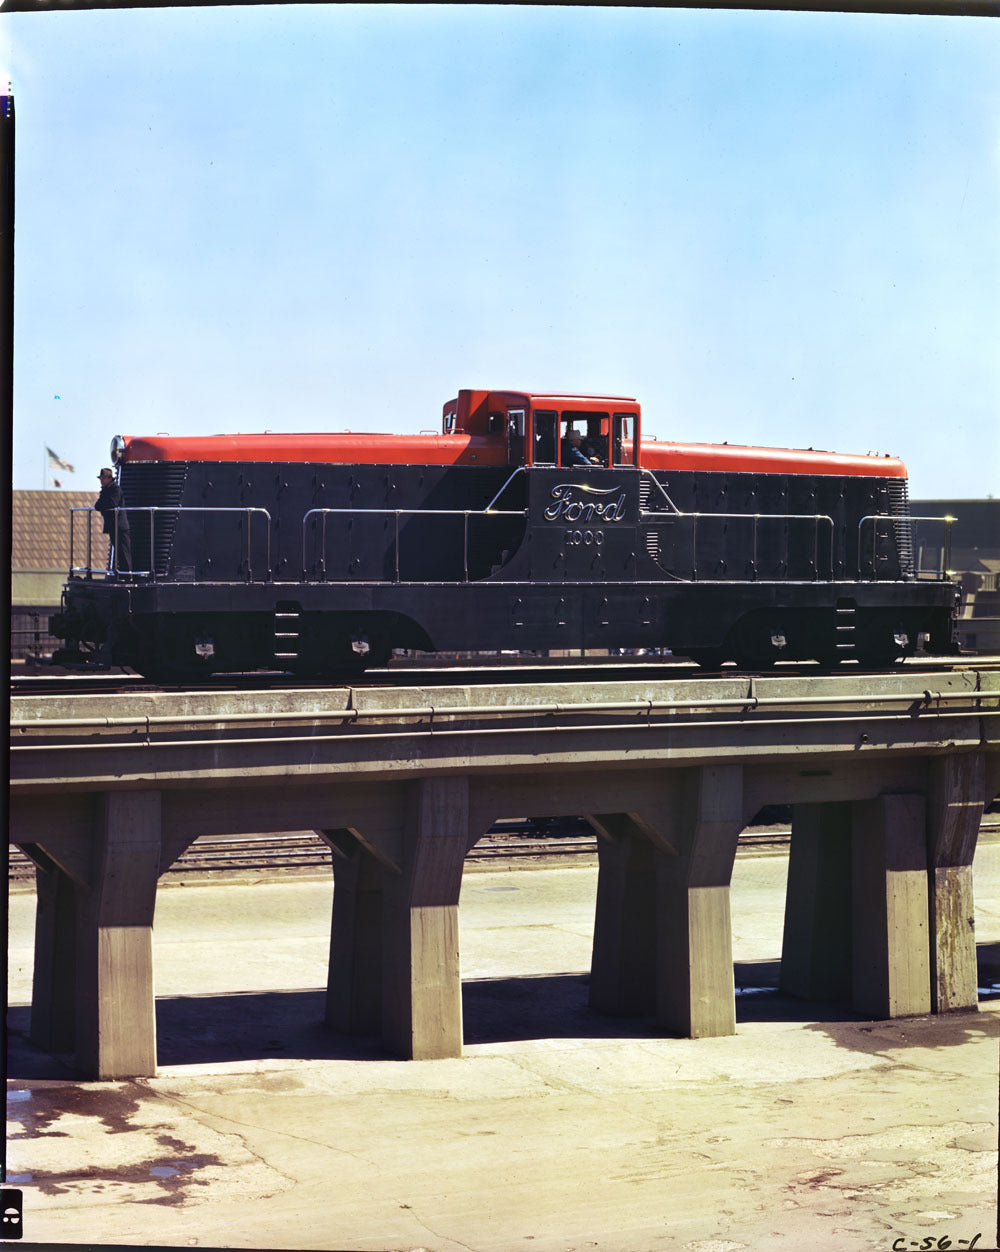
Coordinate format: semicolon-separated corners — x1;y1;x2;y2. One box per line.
858;514;955;581
484;466;529;513
69;506;272;581
638;504;835;581
68;507;98;578
69;507;139;579
302;506;526;583
637;471;835;579
638;469;682;514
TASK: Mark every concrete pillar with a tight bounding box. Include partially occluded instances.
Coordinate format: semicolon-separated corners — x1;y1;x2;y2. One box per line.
589;818;657;1016
75;791;162;1079
851;793;931;1019
926;753;985;1012
325;830;384;1035
655;766;744;1038
381;777;471;1060
780;803;853;1002
30;863;78;1054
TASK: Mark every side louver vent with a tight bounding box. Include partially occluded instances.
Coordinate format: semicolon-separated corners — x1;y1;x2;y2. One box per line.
886;478;914;576
119;462;189;576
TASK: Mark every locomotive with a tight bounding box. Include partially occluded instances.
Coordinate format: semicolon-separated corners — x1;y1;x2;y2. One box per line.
51;388;959;680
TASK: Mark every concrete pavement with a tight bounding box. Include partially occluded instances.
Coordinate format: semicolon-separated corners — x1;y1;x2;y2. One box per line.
6;845;1000;1251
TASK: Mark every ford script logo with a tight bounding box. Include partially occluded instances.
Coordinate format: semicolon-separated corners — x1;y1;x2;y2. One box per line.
543;483;628;523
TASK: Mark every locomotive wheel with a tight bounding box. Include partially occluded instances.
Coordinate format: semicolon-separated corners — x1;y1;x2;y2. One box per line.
728;610;809;669
294;625;392;679
855;641;906;670
134;616;219;684
685;648;727;671
854;613;913;669
730;623;782;670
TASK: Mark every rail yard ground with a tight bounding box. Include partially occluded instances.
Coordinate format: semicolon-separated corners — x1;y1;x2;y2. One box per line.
7;839;1000;1252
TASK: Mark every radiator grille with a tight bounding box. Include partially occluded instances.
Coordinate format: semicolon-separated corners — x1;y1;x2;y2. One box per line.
886;478;914;575
119;461;189;575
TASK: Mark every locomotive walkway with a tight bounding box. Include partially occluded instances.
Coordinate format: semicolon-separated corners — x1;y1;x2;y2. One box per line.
9;666;1000;1079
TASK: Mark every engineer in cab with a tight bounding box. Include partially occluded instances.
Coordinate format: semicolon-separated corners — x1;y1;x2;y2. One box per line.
562;428;600;466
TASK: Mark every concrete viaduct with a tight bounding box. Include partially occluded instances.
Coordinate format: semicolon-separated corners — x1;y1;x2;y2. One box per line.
9;666;999;1079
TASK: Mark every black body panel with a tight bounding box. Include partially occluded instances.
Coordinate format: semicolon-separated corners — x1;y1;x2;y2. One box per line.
53;458;958;676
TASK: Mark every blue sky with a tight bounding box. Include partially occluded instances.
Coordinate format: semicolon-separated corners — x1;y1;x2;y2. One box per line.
4;4;999;497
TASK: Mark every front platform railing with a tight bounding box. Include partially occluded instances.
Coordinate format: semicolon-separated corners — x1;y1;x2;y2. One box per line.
69;506;272;581
858;514;955;580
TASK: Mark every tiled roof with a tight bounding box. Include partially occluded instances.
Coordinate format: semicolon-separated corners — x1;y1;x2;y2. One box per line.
12;490;105;571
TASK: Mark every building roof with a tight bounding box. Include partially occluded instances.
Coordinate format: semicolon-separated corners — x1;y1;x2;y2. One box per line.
12;490;104;572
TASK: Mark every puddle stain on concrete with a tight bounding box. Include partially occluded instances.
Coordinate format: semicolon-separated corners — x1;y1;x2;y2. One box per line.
6;1084;225;1202
21;1154;223;1201
7;1084;146;1137
809;1012;998;1053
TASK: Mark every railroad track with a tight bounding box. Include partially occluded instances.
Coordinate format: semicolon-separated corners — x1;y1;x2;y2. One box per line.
6;820;602;884
6;821;790;885
10;820;997;886
10;652;1000;698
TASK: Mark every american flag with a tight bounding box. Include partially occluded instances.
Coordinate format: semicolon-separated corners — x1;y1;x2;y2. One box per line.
46;447;74;473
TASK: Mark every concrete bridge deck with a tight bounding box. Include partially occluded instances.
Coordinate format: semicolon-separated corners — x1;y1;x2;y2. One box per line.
9;668;1000;1078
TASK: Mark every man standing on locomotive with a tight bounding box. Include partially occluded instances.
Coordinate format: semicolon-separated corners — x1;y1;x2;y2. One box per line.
95;467;132;574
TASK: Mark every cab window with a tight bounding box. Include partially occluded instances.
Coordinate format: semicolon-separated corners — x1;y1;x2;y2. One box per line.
532;410;557;465
507;408;527;464
612;412;637;466
560;410;609;467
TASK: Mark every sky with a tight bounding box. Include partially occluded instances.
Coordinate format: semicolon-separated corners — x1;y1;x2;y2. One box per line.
3;3;999;498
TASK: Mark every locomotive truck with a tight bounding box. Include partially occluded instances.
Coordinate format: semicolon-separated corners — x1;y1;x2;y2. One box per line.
51;388;959;680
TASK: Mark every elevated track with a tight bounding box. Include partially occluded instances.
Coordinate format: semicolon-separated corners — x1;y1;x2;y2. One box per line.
11;651;999;699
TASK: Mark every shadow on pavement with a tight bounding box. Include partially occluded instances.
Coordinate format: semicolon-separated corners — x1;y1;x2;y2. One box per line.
8;974;857;1077
7;944;997;1077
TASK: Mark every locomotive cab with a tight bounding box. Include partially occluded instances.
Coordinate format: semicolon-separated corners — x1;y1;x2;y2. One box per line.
441;389;641;471
527;408;638;469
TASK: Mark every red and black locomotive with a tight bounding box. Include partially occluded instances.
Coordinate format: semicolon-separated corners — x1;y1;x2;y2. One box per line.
52;388;959;679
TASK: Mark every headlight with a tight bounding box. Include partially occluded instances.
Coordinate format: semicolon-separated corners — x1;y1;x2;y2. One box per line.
110;435;126;464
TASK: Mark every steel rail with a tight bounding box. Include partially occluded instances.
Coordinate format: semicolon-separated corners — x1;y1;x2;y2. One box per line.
8;659;999;703
10;684;996;732
6;835;603;882
9;704;998;754
11;823;998;883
